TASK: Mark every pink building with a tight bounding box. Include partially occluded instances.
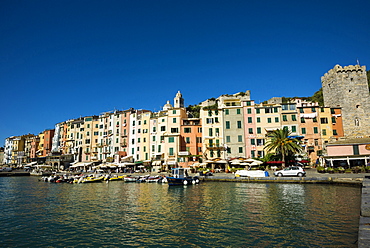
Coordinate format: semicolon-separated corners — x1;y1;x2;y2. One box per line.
324;138;370;167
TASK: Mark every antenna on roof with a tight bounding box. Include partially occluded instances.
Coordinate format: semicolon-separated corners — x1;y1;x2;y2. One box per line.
357;59;360;65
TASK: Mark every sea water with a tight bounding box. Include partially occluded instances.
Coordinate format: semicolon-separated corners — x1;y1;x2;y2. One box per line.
0;177;361;247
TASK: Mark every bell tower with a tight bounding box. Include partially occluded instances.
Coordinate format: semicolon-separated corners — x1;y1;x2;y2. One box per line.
174;91;184;108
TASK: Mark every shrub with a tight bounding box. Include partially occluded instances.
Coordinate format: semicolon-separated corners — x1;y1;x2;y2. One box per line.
316;166;325;173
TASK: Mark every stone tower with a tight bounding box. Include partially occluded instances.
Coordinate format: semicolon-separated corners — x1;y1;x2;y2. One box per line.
174;91;184;108
321;64;370;138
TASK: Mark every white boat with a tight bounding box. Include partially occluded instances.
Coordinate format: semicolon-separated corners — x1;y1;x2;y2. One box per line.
235;170;269;177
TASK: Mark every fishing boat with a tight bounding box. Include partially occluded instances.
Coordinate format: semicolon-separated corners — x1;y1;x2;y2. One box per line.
167;168;200;186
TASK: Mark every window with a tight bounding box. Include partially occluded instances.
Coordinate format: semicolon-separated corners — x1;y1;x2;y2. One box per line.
248;128;253;134
226;121;230;129
237;109;241;114
168;137;174;143
299;108;304;113
300;117;305;123
225;109;229;115
256;109;260;114
161;126;166;131
171;128;178;133
275;117;279;123
301;128;306;134
239;147;243;153
291;115;297;121
353;145;359;155
257;139;264;146
209;128;213;136
206;118;214;124
248;117;252;123
333;129;338;135
283;115;287;121
313;117;317;122
322;129;327;135
169;148;174;156
184;128;191;133
251;150;255;158
313;127;318;133
267;118;272;123
311;108;316;112
256;117;260;123
257;127;261;134
320;118;328;124
238;135;242;142
291;126;296;132
237;121;242;128
173;118;177;123
226;136;231;142
173;110;176;114
215;128;220;136
247;108;252;114
331;108;335;114
215;117;219;123
246;101;251;106
251;139;255;145
274;107;278;113
331;117;336;124
186;137;190;143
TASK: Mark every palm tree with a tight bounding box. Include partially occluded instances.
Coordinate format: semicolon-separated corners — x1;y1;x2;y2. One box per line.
264;128;303;167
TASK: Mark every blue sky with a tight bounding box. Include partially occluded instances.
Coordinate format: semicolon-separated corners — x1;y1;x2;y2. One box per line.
1;0;369;146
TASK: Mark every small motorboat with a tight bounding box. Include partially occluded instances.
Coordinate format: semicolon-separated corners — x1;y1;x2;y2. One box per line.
124;176;137;182
167;168;200;186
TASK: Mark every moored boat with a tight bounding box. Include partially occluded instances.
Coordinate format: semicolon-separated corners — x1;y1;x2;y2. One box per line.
167;168;200;186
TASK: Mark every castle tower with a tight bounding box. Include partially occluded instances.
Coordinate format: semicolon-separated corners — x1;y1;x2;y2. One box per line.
321;64;370;138
174;91;184;108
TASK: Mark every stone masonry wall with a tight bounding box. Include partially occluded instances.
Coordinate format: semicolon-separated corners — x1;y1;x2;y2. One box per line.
321;64;370;138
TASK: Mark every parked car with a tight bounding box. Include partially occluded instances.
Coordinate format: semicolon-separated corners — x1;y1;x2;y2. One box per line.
274;166;306;177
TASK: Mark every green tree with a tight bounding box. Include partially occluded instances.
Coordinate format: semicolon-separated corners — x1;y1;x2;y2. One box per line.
186;104;201;118
264;128;303;167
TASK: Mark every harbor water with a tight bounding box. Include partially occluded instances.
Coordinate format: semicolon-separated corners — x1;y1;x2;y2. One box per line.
0;177;361;247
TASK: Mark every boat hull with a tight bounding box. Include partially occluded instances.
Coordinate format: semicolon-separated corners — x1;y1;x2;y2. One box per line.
167;177;200;186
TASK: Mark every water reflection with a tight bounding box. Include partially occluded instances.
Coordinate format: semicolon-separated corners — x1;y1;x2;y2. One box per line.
0;178;361;247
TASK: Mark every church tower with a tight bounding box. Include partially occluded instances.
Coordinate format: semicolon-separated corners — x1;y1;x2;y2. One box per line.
321;64;370;138
174;91;184;108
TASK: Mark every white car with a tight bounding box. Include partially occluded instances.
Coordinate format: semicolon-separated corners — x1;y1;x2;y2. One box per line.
274;166;306;177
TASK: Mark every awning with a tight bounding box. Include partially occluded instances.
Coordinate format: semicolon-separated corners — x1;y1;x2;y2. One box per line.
300;113;317;118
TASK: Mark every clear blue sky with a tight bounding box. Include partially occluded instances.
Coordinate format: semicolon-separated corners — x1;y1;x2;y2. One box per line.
1;0;369;146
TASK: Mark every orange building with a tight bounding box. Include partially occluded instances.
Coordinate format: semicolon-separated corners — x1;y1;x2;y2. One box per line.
178;117;203;168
